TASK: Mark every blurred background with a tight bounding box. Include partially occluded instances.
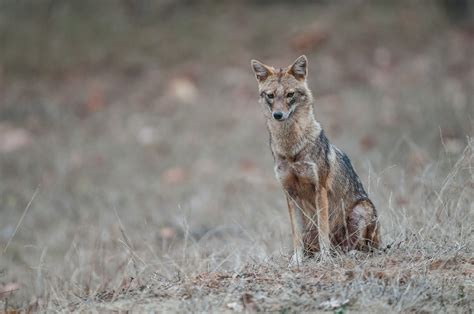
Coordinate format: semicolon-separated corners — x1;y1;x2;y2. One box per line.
0;0;473;307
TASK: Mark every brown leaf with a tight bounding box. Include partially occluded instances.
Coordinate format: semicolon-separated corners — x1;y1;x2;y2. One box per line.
85;85;105;113
0;282;21;299
161;167;187;184
360;135;377;152
239;158;257;174
159;226;176;240
396;196;409;206
291;26;328;52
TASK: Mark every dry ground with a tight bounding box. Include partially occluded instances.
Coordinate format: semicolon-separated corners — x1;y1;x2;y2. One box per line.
0;1;473;312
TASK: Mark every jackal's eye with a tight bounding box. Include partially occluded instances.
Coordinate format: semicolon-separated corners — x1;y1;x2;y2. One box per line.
286;92;294;98
266;93;274;99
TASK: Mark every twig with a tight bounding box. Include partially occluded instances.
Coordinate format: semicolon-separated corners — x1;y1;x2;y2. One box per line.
0;288;19;296
3;187;39;254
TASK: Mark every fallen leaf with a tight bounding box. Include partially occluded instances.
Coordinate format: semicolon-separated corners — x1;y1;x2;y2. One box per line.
396;196;409;206
161;167;187;184
85;84;105;113
168;77;198;104
0;282;21;298
291;26;329;52
239;159;257;174
0;125;33;153
159;226;176;240
360;135;377;152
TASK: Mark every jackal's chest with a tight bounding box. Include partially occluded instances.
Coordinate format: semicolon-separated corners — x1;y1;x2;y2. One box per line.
274;158;318;198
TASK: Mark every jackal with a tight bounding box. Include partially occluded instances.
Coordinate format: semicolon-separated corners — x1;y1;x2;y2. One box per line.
251;55;380;265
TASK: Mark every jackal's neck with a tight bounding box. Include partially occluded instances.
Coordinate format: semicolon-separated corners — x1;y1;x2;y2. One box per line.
267;104;321;157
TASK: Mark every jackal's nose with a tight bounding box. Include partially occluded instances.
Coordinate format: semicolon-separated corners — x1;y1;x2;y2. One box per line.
273;111;284;120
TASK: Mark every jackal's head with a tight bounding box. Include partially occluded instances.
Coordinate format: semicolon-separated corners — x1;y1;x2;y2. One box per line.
251;55;313;122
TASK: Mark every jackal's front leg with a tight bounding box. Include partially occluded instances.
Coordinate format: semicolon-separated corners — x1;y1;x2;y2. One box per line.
316;187;331;257
286;196;304;267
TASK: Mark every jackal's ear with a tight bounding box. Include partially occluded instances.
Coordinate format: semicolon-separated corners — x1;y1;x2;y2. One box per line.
288;55;308;80
251;59;272;82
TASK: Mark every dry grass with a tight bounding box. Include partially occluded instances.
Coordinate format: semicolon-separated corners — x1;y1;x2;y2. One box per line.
0;1;473;312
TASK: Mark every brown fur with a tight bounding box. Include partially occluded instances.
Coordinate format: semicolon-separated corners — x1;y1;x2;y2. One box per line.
251;56;381;263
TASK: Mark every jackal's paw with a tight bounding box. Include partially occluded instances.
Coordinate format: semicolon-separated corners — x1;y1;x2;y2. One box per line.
288;250;304;267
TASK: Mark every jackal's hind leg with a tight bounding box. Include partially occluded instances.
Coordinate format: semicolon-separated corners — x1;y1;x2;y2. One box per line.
365;214;381;250
342;201;380;252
